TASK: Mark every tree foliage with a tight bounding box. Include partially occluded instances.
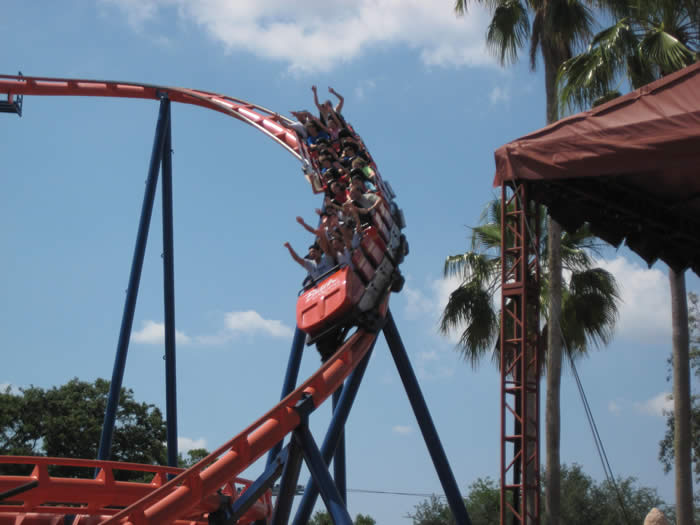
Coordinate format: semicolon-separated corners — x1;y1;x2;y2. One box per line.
558;0;699;111
440;199;620;367
409;465;669;525
308;511;376;525
0;378;167;476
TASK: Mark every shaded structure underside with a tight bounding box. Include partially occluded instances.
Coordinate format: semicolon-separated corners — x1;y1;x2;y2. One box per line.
494;61;700;276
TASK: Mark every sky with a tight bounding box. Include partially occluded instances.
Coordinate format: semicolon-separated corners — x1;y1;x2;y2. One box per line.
1;1;699;523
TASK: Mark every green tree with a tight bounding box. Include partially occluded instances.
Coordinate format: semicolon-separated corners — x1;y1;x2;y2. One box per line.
408;494;455;525
557;6;699;521
442;201;620;361
546;463;670;525
308;511;376;525
178;447;210;468
410;465;670;525
441;199;619;522
0;378;167;476
407;479;500;525
353;514;376;525
557;1;698;111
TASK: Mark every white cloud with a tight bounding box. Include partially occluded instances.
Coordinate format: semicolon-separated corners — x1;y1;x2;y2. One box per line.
608;400;621;415
178;436;208;453
419;350;439;361
132;320;192;345
223;310;294;338
392;425;413;435
489;86;509;105
595;256;671;343
635;392;673;417
132;310;292;346
354;79;376;100
102;0;495;72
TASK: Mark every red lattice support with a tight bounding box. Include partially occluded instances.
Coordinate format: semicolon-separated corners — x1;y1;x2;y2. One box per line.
500;182;540;525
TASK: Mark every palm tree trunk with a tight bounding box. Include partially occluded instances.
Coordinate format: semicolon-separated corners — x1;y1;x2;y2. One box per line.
543;43;564;525
669;268;694;525
545;217;563;525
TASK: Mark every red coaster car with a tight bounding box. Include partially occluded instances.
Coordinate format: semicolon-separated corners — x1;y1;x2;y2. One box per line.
296;266;365;337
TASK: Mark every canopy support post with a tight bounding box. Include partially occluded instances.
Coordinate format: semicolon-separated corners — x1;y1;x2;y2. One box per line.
499;182;541;525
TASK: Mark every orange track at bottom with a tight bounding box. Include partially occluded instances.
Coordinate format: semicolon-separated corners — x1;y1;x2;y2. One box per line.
0;328;378;525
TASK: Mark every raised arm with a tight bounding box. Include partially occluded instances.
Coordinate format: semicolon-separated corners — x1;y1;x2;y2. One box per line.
296;216;318;235
329;86;344;114
284;242;306;267
311;85;323;113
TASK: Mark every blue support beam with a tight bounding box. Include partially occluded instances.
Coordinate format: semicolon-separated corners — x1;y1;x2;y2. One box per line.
161;108;178;469
208;446;288;525
271;437;304;525
267;327;306;468
332;387;347;504
97;97;171;463
293;397;352;525
292;341;375;525
383;310;472;525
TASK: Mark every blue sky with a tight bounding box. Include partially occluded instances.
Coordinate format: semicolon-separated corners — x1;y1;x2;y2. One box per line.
1;1;698;523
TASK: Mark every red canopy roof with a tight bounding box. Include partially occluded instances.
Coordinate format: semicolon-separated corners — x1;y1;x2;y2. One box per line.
494;62;700;275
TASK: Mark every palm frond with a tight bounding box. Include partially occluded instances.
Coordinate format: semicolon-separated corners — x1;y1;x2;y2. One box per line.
561;267;621;356
546;0;595;52
529;8;544;70
638;27;696;74
471;223;502;253
557;19;637;112
443;252;499;286
440;281;500;367
486;0;530;65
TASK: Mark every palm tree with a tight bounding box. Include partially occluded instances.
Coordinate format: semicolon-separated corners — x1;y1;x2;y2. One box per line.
557;4;698;522
442;199;620;362
441;199;620;523
557;0;698;111
453;1;611;521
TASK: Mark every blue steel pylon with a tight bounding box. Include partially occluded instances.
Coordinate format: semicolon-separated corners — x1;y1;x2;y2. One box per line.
97;96;179;468
261;310;473;525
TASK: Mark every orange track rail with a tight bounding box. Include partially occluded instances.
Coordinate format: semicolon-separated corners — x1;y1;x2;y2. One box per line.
0;330;376;524
0;74;301;159
0;456;268;524
1;74;383;524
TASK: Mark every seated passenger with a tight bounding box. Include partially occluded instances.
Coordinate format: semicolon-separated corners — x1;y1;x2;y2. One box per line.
338;217;362;250
317;154;334;174
312;85;345;125
329;233;353;268
304;120;330;150
325;112;345;141
284;241;334;281
339;141;369;168
350;169;376;193
286;110;315;138
351;157;377;183
347;185;383;226
328;180;349;207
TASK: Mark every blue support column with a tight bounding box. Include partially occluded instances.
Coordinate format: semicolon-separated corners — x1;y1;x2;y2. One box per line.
292;341;375;525
271;438;304;525
383;310;472;525
161;104;178;468
332;388;347;503
267;327;306;468
294;416;352;525
97;97;171;462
